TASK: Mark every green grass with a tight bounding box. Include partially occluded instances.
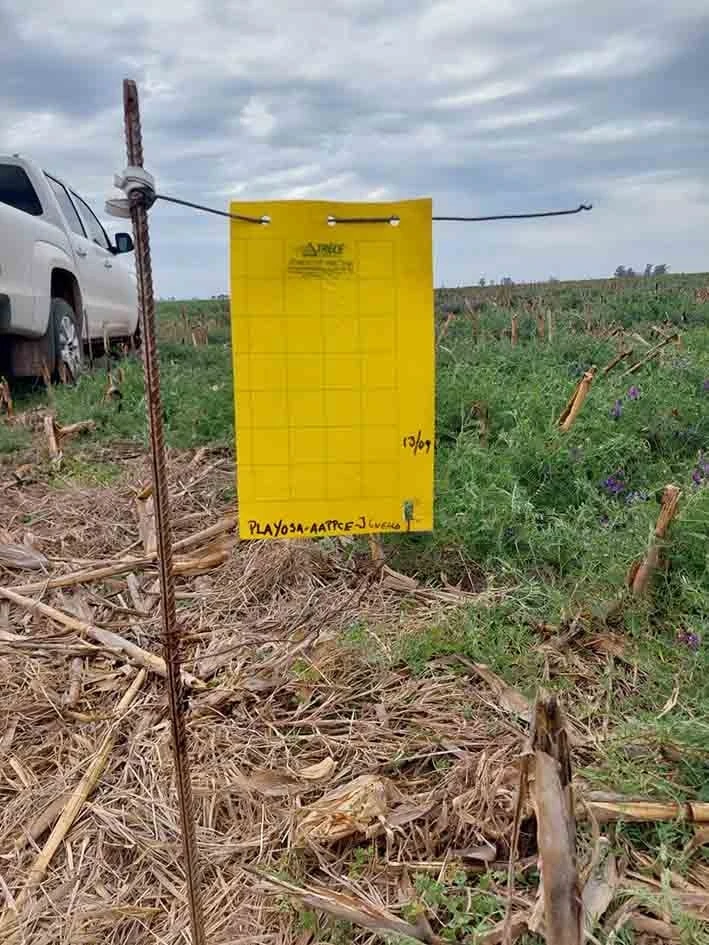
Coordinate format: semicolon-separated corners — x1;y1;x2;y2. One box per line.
48;455;123;487
0;422;31;456
48;341;234;450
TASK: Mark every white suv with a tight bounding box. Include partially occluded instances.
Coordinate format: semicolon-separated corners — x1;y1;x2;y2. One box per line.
0;155;139;379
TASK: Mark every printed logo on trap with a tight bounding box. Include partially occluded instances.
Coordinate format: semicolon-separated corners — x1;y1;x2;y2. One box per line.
298;241;345;257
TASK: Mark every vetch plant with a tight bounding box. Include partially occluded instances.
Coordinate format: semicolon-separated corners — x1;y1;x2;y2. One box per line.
625;490;649;505
676;628;700;652
691;452;709;487
601;471;627;497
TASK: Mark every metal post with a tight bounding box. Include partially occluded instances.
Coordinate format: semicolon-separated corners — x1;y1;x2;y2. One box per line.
122;78;206;945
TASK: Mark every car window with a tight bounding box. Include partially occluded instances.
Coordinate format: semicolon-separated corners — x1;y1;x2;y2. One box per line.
46;176;86;237
0;164;42;215
72;191;111;251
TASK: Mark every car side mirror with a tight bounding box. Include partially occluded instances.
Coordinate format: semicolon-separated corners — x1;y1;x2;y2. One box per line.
113;232;134;254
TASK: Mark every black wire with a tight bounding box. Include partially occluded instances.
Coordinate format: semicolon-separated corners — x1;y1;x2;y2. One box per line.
154;192;593;225
328;215;401;225
433;203;592;221
155;193;267;224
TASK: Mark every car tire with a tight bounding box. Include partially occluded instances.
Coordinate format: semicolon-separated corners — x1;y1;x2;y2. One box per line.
51;298;82;382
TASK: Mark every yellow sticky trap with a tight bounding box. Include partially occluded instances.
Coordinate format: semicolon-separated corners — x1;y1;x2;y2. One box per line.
230;199;434;540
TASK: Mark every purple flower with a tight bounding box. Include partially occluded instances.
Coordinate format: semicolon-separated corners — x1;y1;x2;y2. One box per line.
627;385;641;401
676;629;700;652
601;471;626;496
702;379;709;393
611;399;623;420
692;452;709;486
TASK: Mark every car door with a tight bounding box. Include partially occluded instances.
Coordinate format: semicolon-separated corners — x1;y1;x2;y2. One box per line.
45;175;109;340
71;190;137;338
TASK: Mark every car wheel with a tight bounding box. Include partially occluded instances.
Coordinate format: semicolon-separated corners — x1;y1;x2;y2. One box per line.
51;298;82;382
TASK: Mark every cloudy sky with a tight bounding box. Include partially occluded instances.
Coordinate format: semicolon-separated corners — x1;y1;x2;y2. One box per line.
3;0;708;296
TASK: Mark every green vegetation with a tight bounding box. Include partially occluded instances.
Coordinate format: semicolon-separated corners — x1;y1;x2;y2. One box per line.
394;279;709;861
408;871;505;941
50;341;234;450
12;280;709;700
0;422;30;455
49;455;123;487
3;274;709;941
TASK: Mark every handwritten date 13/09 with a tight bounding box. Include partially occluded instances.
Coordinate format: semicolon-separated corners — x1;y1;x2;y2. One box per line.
402;430;432;456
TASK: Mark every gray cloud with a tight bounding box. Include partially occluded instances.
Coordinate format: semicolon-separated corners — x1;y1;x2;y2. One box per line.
2;0;708;295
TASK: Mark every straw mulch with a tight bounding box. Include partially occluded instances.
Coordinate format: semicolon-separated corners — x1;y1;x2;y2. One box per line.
1;445;707;944
0;447;522;944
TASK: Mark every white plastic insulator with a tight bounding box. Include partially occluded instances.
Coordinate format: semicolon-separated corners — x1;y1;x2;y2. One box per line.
106;165;157;216
116;166;155;198
105;197;132;219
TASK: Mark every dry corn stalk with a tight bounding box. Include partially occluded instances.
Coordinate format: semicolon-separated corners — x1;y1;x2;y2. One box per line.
0;376;13;417
368;534;386;567
379;564;418;593
601;348;634;377
558;367;597;432
530;695;582;945
581;838;620;935
57;419;96;440
40;360;53;399
627;484;681;597
510;314;519;346
546;308;554;342
0;543;49;571
628;916;680;941
0;586;206;689
296;774;396;845
10;514;236;595
461;658;531;722
43;415;60;460
191;325;209;346
63;656;84;709
620;333;679;378
135;484;157;555
42;416;96;463
581;795;709;824
464;298;481;342
104;367;124;408
536;310;546;341
436;312;455;343
12;792;72;853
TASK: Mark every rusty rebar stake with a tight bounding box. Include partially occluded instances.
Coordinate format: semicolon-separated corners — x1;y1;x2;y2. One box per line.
122;79;206;945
